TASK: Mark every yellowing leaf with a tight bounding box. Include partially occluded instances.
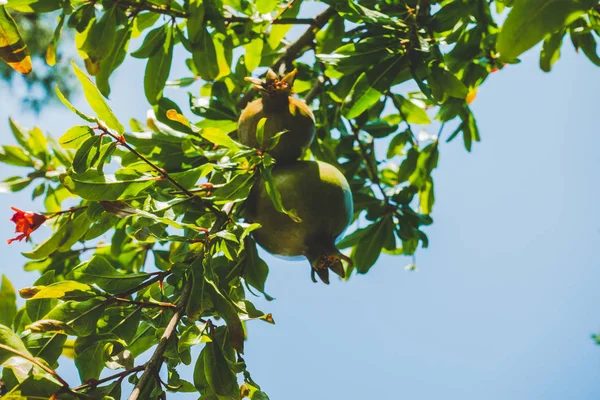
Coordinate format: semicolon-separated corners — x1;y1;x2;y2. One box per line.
466;88;477;104
0;6;31;74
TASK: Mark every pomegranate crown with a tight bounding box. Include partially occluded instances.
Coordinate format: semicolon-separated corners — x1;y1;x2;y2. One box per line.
245;68;297;96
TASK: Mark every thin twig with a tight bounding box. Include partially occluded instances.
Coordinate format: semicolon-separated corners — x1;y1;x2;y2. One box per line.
102;0;320;24
72;365;145;392
304;76;326;104
95;122;222;216
236;6;337;109
112;297;177;309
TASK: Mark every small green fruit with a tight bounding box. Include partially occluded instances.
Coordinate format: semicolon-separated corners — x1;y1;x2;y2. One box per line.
238;69;315;162
247;161;354;284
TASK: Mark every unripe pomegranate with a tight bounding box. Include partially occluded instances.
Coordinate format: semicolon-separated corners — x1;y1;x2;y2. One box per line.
238;69;315;162
247;161;354;284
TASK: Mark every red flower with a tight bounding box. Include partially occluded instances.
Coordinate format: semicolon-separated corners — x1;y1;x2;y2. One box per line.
7;207;47;244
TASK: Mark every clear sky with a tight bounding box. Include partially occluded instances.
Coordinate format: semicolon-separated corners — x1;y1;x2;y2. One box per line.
1;10;599;400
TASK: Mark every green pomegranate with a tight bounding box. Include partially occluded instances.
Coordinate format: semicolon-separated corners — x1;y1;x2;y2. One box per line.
247;161;354;284
238;69;315;162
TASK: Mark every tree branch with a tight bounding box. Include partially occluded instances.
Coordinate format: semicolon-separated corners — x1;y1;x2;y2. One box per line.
0;344;91;399
95;122;222;216
72;365;145;392
104;0;319;25
127;203;235;400
350;124;391;204
236;6;337;109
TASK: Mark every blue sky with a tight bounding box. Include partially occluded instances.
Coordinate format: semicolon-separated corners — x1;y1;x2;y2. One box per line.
1;10;600;400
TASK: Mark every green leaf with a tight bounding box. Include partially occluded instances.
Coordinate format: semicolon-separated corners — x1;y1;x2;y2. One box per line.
72;135;102;173
98;306;141;344
205;282;245;353
61;171;157;201
74;334;119;381
22;332;66;367
540;30;565;72
82;5;117;62
352;218;392;273
55;85;96;123
363;119;397;138
187;0;205;43
256;0;277;13
213;173;255;204
22;212;90;260
244;38;263;72
0;5;32;74
201;127;241;150
58;125;95;149
203;341;238;396
343;55;405;119
45;298;106;337
575;30;600;66
179;324;211;355
0;324;32;365
72;61;125;134
497;0;596;60
25;271;55;322
261;166;301;223
392;95;431;125
145;25;174;105
0;275;16;328
68;255;148;294
131;24;167;58
429;66;468;101
192;25;220;81
255;117;267;149
419;177;435;215
186;260;210;322
97;25;132;97
0;145;33;167
242;238;272;300
409;142;439;188
387;130;411;158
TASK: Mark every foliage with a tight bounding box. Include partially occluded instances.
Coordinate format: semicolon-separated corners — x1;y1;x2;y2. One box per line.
1;0;600;398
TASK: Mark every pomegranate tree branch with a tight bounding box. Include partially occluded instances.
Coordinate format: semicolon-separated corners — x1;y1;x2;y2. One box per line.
237;6;337;109
128;203;235;400
95;122;222;216
0;344;92;399
101;0;318;25
72;365;145;392
350;124;391;205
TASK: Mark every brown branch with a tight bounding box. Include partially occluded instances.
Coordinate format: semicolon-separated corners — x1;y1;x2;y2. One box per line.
0;344;91;399
72;365;145;392
95;122;222;216
112;297;177;309
104;0;319;24
304;76;326;104
127;202;235;400
350;125;391;204
236;6;337;109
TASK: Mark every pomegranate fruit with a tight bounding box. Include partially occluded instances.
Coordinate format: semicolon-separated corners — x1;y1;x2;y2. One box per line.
247;161;354;284
238;69;315;162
